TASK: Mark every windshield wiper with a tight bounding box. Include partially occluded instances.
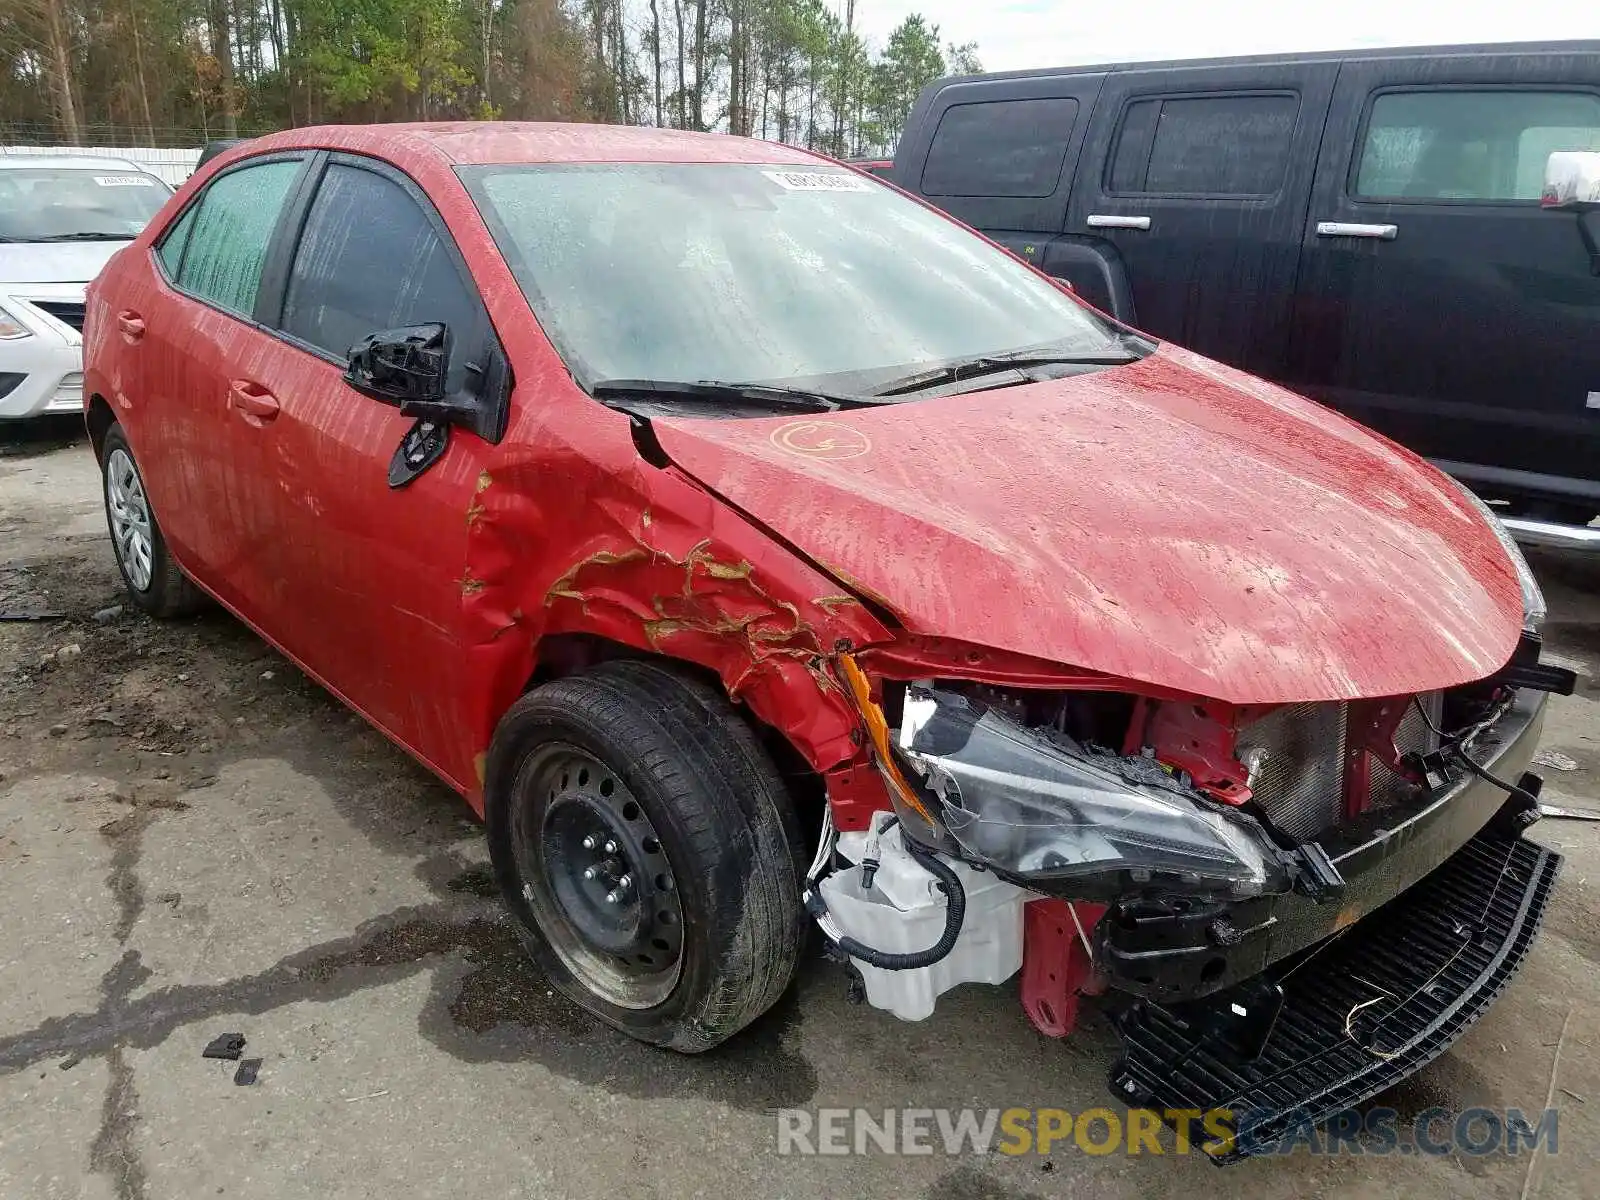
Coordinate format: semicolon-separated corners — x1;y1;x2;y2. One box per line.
592;379;881;413
25;232;136;243
870;348;1141;397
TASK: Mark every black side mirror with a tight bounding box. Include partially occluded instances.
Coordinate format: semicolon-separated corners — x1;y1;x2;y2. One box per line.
345;323;450;402
345;321;511;446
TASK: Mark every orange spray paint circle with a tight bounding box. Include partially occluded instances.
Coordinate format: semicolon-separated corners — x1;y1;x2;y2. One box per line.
768;421;872;461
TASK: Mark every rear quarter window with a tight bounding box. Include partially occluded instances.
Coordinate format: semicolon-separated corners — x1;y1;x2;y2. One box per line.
921;97;1080;198
163;158;302;315
155;206;198;278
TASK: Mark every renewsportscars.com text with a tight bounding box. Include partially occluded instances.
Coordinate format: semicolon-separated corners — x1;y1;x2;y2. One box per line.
774;1105;1559;1159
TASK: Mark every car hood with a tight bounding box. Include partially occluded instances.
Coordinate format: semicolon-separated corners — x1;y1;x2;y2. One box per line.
652;345;1525;704
0;241;128;285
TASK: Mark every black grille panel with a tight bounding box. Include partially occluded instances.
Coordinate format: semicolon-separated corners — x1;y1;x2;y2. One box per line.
1110;828;1560;1163
1237;701;1346;841
32;300;86;332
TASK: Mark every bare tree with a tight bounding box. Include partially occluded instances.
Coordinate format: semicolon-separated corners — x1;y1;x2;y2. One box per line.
481;0;495;108
209;0;237;137
126;0;154;140
672;0;687;127
691;0;706;131
648;0;662;126
38;0;82;142
728;0;743;135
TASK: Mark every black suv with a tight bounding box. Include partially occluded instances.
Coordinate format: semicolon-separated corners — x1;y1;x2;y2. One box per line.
892;41;1600;549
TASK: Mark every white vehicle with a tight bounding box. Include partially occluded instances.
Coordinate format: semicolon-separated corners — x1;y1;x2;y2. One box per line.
0;156;171;419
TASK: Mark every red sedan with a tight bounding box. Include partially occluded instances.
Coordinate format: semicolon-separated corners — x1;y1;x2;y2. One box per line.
83;123;1565;1152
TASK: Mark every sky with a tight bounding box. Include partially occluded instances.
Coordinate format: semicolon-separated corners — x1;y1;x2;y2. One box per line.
855;0;1600;74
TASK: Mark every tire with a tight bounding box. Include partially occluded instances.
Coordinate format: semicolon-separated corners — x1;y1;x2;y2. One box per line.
100;423;205;618
486;659;807;1053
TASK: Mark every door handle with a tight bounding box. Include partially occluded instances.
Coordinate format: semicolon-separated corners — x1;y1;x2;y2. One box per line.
116;310;145;341
228;379;280;423
1087;214;1152;230
1316;221;1398;240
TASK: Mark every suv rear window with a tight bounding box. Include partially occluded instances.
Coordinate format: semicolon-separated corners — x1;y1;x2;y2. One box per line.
1356;89;1600;202
1109;93;1299;196
921;98;1079;198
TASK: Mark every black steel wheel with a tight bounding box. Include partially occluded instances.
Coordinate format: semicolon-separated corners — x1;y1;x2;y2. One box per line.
515;744;684;1009
486;659;807;1052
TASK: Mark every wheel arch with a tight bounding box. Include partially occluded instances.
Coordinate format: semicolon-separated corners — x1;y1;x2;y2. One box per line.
483;633;827;844
86;393;117;462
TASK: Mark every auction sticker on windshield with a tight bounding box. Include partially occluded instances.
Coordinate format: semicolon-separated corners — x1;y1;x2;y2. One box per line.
762;170;873;193
94;175;155;187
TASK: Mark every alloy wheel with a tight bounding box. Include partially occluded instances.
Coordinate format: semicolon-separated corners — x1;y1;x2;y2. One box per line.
105;447;154;592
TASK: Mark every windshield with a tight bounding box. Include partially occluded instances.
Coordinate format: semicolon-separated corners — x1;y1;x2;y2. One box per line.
0;167;170;242
462;163;1128;393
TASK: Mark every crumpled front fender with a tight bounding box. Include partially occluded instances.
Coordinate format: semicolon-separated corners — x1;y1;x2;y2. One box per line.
458;429;891;801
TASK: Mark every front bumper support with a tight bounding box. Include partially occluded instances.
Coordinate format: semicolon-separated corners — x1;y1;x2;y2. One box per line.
1096;688;1547;1001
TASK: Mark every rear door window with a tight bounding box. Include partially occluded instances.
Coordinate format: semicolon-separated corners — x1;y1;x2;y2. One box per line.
279;161;483;388
155;205;198;278
1109;93;1299;196
1355;89;1600;202
164;159;302;315
921;97;1080;197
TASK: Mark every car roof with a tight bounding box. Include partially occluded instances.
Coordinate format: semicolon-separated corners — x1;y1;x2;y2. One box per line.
0;154;148;172
244;122;831;168
933;38;1600;87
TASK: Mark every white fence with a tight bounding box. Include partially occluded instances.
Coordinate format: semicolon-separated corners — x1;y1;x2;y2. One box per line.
0;145;201;187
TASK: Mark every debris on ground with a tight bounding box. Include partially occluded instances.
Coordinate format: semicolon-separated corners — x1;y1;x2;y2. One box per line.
233;1058;263;1086
1534;749;1582;772
91;604;123;624
202;1033;248;1061
1539;805;1600;822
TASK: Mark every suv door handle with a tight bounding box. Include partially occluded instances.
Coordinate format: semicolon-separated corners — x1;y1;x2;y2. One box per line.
1316;221;1398;240
228;380;280;423
1087;214;1152;230
116;311;145;341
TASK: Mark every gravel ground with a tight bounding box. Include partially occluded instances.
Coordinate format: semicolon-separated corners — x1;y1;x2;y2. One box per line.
3;413;1600;1200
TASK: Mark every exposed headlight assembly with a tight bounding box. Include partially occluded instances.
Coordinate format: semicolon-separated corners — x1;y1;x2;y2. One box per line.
895;686;1292;898
1440;475;1546;633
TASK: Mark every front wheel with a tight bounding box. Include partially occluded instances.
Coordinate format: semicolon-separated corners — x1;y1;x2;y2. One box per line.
486;659;806;1053
100;424;204;617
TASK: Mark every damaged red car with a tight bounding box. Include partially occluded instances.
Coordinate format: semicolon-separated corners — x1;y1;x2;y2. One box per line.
83;124;1573;1159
